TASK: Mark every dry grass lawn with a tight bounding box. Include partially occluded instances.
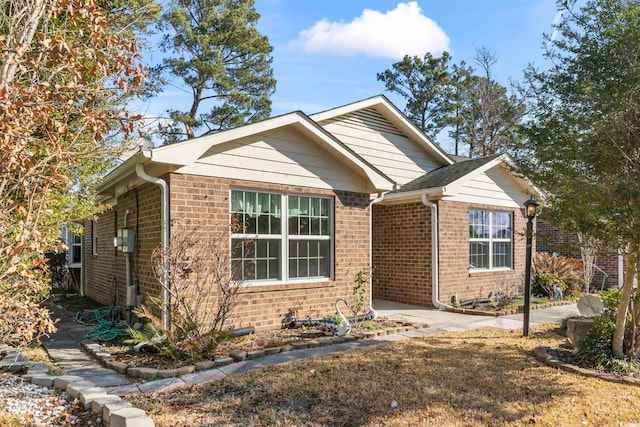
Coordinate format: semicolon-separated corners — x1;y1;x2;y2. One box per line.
128;324;640;426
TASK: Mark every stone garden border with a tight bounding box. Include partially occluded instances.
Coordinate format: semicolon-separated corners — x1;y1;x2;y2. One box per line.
83;321;428;381
534;346;640;386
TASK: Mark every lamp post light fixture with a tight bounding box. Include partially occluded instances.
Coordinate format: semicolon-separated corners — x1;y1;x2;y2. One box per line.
523;197;540;337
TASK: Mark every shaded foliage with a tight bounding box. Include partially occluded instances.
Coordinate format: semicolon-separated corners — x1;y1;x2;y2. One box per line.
0;0;146;346
533;252;586;298
520;0;640;357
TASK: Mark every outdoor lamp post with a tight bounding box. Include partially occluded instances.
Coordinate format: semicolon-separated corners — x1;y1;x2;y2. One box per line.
523;197;540;337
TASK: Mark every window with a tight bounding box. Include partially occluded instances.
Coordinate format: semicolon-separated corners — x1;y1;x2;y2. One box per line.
70;233;82;265
92;220;98;256
230;190;332;282
469;209;512;270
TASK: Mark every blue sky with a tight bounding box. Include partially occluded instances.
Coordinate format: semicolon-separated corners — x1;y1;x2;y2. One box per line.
138;1;563;151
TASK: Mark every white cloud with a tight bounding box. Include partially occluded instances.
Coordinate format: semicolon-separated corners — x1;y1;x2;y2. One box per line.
293;2;450;59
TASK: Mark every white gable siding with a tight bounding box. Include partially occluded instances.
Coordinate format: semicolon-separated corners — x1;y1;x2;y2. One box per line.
175;127;370;193
318;108;442;186
448;166;529;208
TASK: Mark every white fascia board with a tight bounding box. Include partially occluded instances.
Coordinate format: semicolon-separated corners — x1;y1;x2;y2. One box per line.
498;154;545;201
148;113;305;165
310;95;454;167
380;187;446;204
95;152;146;194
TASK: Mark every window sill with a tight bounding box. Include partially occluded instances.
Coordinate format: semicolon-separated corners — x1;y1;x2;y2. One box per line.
240;278;333;293
468;268;512;276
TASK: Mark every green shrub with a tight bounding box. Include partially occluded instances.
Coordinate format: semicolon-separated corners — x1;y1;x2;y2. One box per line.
575;288;640;373
533;252;586;298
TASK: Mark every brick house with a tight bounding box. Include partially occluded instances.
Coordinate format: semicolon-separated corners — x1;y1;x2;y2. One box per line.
81;96;540;330
535;218;623;290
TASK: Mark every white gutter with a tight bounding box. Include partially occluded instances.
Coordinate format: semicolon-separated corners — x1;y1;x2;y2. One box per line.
421;194;450;309
381;187;446;203
135;160;170;330
367;194;384;319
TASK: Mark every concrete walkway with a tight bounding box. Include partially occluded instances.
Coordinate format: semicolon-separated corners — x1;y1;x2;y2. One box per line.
373;299;581;334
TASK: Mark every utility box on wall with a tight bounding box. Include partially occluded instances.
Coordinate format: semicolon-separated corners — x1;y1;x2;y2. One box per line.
114;228;135;253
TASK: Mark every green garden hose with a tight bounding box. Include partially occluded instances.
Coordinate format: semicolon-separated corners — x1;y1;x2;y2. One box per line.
74;306;130;341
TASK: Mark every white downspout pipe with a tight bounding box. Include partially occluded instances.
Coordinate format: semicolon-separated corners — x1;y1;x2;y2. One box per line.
368;194;385;319
135;162;170;330
421;194;450;309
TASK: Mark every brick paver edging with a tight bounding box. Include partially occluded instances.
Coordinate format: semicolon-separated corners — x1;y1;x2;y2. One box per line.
0;347;155;426
83;321;428;381
533;346;640;386
446;300;576;317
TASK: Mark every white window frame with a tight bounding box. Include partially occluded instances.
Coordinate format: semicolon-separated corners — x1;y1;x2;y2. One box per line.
230;189;334;284
68;231;82;267
469;209;513;271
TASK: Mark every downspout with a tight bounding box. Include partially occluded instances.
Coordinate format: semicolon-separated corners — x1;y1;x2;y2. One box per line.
421;194;450;309
368;194;384;319
135;161;170;330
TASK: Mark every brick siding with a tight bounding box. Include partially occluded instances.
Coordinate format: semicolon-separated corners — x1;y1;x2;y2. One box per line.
83;183;162;313
438;200;529;305
372;202;432;305
373;199;530;307
83;174;371;331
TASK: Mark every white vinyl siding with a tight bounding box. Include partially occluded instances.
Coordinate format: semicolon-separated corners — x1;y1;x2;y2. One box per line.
179;127;369;193
318;108;442;185
449;166;528;208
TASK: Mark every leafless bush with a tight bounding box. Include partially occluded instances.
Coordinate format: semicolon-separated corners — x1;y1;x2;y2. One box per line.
134;218;249;361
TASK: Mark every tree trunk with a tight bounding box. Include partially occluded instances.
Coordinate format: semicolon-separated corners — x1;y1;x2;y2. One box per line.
0;0;49;85
577;233;596;293
613;245;637;358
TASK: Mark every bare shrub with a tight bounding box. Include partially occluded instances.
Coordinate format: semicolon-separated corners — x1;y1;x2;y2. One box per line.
134;219;248;361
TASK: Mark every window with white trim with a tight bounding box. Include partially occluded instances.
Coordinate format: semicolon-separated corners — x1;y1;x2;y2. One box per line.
230;190;332;282
70;232;82;265
469;209;512;270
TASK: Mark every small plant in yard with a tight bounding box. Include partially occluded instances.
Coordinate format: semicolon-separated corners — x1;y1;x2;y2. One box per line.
350;268;371;328
361;320;381;331
323;313;346;327
132;219;248;362
493;277;523;310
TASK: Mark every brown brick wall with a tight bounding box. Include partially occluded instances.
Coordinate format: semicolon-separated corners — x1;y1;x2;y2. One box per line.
438;200;529;305
371;202;432;305
536;218;620;289
83;183;162;313
372;199;531;307
83;174;371;331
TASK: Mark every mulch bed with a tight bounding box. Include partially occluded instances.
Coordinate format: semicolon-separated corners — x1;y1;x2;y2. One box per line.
100;317;416;372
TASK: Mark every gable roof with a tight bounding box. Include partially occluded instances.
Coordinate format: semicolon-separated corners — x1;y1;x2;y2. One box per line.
97;109;396;201
381;153;541;203
310;95;455;169
396;154;502;193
